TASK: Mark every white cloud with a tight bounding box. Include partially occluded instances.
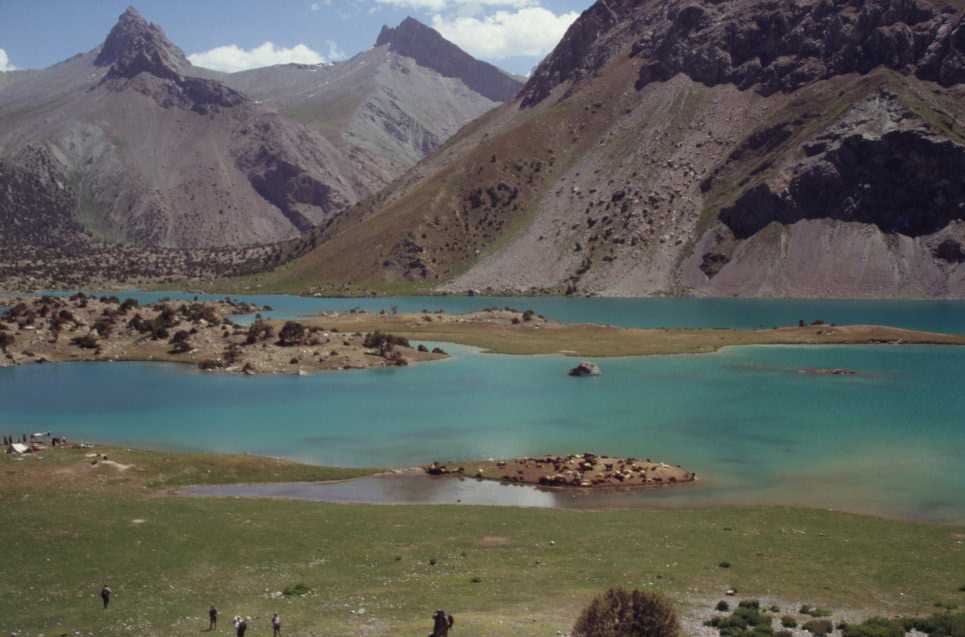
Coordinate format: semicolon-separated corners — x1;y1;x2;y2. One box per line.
188;42;329;73
376;0;539;10
0;49;16;72
431;7;578;59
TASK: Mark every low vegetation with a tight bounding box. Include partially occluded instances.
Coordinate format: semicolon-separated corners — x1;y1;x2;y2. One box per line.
573;588;680;637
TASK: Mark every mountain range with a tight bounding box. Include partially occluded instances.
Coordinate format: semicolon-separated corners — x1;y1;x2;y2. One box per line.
262;0;965;298
0;7;520;252
4;0;965;298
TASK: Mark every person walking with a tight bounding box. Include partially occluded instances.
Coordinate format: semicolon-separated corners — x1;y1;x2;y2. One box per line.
100;585;112;610
271;612;282;636
234;615;249;637
430;609;454;637
208;605;218;631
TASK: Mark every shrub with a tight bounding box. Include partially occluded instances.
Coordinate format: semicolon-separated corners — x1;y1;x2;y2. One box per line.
707;606;772;637
282;583;311;597
803;619;833;635
719;562;732;569
781;616;797;628
0;331;13;350
245;320;274;345
800;606;832;618
903;612;965;637
770;606;780;614
363;331;410;350
841;617;904;637
278;321;307;346
71;334;99;349
716;601;731;612
572;588;680;637
776;631;793;637
739;601;760;610
198;359;224;371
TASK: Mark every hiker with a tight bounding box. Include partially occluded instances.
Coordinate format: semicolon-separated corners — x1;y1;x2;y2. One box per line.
272;612;282;636
233;616;249;637
208;605;218;631
100;585;112;609
430;609;455;637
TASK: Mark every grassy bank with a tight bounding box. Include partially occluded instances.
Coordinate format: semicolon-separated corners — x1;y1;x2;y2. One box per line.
2;447;965;636
301;313;965;357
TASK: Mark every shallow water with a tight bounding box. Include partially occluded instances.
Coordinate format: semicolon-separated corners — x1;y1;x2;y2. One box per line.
3;343;965;522
35;290;965;332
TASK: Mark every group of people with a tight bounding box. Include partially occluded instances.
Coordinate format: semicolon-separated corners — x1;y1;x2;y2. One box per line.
99;585;454;636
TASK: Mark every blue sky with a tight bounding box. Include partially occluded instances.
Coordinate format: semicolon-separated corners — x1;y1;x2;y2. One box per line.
0;0;594;75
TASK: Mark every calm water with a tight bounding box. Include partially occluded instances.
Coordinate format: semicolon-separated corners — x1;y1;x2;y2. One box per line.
3;343;964;522
33;290;965;332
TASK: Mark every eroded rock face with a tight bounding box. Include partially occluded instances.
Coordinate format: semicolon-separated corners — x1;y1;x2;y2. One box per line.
712;91;965;242
521;0;965;108
633;0;965;95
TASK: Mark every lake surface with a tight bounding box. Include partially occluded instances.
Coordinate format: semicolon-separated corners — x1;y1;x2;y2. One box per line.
3;341;964;523
34;290;965;332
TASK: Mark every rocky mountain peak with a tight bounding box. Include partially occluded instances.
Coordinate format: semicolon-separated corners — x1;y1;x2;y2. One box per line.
374;17;522;102
95;6;188;80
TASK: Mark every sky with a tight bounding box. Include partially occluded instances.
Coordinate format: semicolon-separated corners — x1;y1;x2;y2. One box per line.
0;0;594;76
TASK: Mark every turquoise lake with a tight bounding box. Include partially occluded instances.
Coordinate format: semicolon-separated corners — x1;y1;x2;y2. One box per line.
2;310;965;522
36;290;965;332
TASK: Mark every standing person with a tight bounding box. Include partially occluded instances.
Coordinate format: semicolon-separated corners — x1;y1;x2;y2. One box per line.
100;585;112;609
208;605;218;631
234;615;249;637
271;612;282;636
430;609;454;637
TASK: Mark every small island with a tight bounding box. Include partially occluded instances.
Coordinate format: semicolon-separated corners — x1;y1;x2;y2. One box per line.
0;294;445;375
425;453;696;489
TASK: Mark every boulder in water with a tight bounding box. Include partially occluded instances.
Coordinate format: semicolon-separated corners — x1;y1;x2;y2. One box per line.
568;361;601;377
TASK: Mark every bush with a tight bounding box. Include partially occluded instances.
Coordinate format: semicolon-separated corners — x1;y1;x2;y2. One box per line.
903;612;965;637
278;321;307;346
739;601;760;610
71;334;99;349
719;562;732;569
841;617;904;637
716;601;731;612
781;616;797;628
803;619;833;635
245;320;274;345
363;331;410;350
800;606;832;618
707;606;772;637
572;588;680;637
0;331;13;350
776;631;793;637
282;583;311;597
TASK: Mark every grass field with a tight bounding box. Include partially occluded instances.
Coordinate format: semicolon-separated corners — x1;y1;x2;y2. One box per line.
3;447;965;636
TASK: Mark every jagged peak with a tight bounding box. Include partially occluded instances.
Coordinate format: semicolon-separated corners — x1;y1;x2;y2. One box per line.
375;16;436;48
95;5;188;79
374;16;522;103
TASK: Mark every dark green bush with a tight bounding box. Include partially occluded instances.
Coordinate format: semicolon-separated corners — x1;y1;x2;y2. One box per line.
572;588;680;637
739;601;761;610
841;617;904;637
717;601;731;612
781;616;797;628
803;619;833;635
719;562;732;569
707;606;772;637
903;612;965;637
